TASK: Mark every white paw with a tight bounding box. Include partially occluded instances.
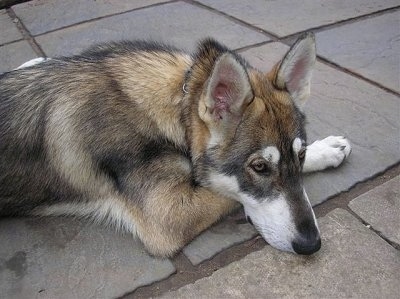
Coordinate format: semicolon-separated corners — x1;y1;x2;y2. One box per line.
318;136;351;162
303;136;351;173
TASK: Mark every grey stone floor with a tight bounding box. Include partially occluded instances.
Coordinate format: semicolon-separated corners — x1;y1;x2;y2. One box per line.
161;208;400;299
0;1;399;298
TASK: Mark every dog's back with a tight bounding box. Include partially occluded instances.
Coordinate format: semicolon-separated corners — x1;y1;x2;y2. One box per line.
0;41;192;216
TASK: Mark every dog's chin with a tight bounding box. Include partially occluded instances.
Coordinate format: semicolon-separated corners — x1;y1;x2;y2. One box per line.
258;230;295;253
255;227;321;255
245;217;295;253
243;200;296;254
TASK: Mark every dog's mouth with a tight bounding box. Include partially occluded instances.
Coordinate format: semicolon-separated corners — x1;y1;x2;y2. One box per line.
242;203;321;255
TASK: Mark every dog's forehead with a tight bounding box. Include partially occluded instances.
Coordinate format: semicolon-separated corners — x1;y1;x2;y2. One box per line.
227;70;305;162
246;74;299;135
245;95;300;146
244;99;305;164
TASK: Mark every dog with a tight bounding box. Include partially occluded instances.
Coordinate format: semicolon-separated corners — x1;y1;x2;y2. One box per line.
0;33;351;257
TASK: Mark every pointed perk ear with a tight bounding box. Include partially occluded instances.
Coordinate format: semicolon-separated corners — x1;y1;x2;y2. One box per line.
201;53;253;122
273;32;316;107
199;53;253;144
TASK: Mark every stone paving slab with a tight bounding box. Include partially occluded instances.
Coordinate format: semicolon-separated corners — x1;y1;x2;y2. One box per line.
35;2;269;57
12;0;169;36
197;0;399;37
317;10;400;92
0;9;22;45
1;5;399;296
0;217;175;299
183;219;257;265
0;40;37;73
241;42;400;206
160;209;400;298
349;176;400;246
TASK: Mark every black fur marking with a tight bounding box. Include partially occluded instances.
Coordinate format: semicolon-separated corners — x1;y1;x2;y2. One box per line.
197;38;247;62
140;140;165;163
98;156;124;192
79;40;183;60
95;140;166;194
194;38;250;73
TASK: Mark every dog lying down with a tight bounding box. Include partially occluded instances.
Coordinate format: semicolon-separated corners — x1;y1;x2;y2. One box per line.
0;33;351;257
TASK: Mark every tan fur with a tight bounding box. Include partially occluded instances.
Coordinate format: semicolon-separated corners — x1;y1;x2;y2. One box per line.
109;52;193;147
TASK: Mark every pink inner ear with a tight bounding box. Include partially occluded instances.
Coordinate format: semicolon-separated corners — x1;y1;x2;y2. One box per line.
212;83;231;120
286;56;307;93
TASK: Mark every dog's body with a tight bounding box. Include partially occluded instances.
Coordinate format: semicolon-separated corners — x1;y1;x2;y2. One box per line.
0;34;350;256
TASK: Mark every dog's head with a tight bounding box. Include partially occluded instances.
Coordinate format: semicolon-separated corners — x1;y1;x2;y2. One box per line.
185;33;320;255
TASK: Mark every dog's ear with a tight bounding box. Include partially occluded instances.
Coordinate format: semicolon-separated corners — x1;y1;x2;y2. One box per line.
199;53;253;145
271;32;316;108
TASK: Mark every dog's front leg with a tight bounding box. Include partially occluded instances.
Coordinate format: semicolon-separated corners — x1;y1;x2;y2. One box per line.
134;185;240;257
303;136;351;173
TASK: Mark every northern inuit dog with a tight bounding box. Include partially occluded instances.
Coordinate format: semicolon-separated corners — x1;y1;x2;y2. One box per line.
0;33;350;256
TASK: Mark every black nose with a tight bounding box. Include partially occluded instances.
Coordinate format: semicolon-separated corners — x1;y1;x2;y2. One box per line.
292;237;321;255
292;218;321;255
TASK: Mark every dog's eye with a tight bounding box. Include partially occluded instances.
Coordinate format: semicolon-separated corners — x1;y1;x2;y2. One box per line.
298;147;306;161
251;159;269;174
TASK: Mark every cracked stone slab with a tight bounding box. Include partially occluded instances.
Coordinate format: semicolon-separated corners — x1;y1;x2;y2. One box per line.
317;10;400;92
0;9;22;45
349;176;400;246
183;217;257;265
0;40;37;73
12;0;169;36
35;2;269;57
0;217;175;299
160;209;400;298
240;42;400;206
197;0;399;37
